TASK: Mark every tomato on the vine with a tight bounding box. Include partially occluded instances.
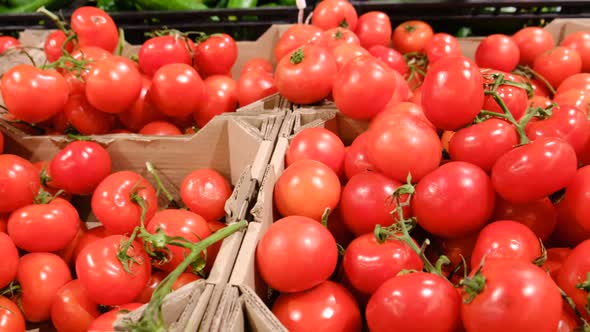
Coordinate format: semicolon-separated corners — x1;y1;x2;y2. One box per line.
44;30;74;63
492;196;557;241
368;45;408;75
556;73;590;94
70;6;119;53
557;239;590;320
139;35;193;77
324;27;359;50
392;20;433;54
0;36;19;54
63;94;116;135
543;247;571;281
343;132;375;179
512;27;556;66
533;46;583;89
274;24;326;61
194;75;237;128
195;34;238;77
150;63;205;117
51;279;100;332
118;76;166;131
0;154;40;213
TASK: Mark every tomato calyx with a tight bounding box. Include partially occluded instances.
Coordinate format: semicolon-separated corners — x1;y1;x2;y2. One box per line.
334;29;344;40
404;24;417;33
403;52;427;90
290;47;305;65
459;259;487;304
0;281;21;299
532;239;548;267
339;19;349;29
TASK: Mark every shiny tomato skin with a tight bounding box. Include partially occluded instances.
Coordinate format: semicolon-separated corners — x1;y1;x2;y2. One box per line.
71;7;118;53
49;141;112;195
236;69;277;107
180;169;232;221
530;95;553;109
256;216;338;293
552;198;590;247
0;233;18;289
367;272;461;332
135;271;164;303
0;36;19;54
354;11;391;49
333;55;396;120
17;253;72;322
139;121;182;135
561;31;590;72
324;27;359;50
492;196;557;242
560;166;590;233
421;56;484;130
91;171;158;235
557;308;579;332
0;155;40;213
51;279;100;332
491;137;577;203
139;35;193;77
118;77;166;132
413;161;495;239
370;101;433;131
482;81;529;121
76;235;151;306
554;89;590;114
475;34;520;72
557;239;590;319
272;281;361;332
240;58;273;75
331;43;369;70
556;73;590;94
195;34;238;77
512;27;556;66
0;296;24;332
87;303;143;331
150;63;205;117
64;94;115;135
274;159;341;221
543;248;572;281
343;132;375;179
425;33;462;64
533;47;583;89
56;220;87;266
44;30;74;63
392;20;434;54
194;75;237;128
286;127;345;175
1;65;69;123
368;45;408;75
343;234;422;295
461;260;561;332
71;226;111;266
311;0;358;31
274;24;326;62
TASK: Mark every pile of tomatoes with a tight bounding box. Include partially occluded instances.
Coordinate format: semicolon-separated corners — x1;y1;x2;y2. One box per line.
0;139;238;331
253;1;590;331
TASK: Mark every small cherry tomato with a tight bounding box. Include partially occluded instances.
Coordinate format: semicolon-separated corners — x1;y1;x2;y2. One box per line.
0;36;19;54
44;31;74;63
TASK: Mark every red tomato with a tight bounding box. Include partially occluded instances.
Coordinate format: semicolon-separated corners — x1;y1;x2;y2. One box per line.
71;46;112;63
236;69;277;107
529;95;553;109
557;307;579;332
118;77;166;131
324;27;359;50
50;141;112;195
371;102;433;132
325;208;355;248
56;221;87;266
194;75;237;128
44;30;74;62
91;171;158;234
542;248;571;281
0;36;19;54
17;253;72;322
70;6;118;53
556;73;590;94
482;79;529;121
512;27;556;66
392;20;433;54
51;279;100;332
491;137;577;203
0;131;3;154
272;281;361;332
180;169;232;221
557;239;590;320
431;235;478;281
368;45;408;75
195;34;238;77
0;233;18;289
76;235;151;305
530;78;551;98
449;119;518;172
275;45;337;104
422;56;484;130
0;155;40;213
87;303;142;331
343;132;375;179
461;260;561;332
135;271;164;303
240;58;273;75
560;165;590;234
366;116;441;182
388;70;413;105
475;34;520;72
0;296;24;332
274;24;326;61
340;171;409;236
554;89;590;114
139;121;182;135
424;33;462;64
343;234;422;294
492;196;557;242
286;127;345;175
552;198;590;247
150;63;205;117
64;94;115;134
533;47;582;89
312;0;358;31
333;55;396;119
354;11;391;49
256;216;338;293
561;31;590;72
367;272;461;332
71;226;111;265
1;65;68;123
330;43;369;70
172;272;200;290
414;161;495;239
139;35;193;77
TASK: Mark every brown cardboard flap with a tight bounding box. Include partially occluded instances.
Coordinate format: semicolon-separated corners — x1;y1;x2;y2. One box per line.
213;285;242;332
241;285;288;332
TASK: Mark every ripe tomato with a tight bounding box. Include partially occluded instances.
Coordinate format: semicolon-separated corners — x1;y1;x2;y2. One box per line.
367;272;461;332
475;34;520;72
139;35;193;77
449;119;518;172
236;69;277;107
482;78;529;121
512;27;556;66
135;271;165;303
324;27;359;50
17;253;72;322
422;56;484;130
172;272;200;290
70;6;118;53
325;208;355;248
470;220;541;269
44;30;74;63
354;11;391;49
240;58;273;75
50;141;112;195
87;303;142;331
275;45;337;104
51;279;100;332
195;34;237;77
388;70;413;105
0;132;3;155
340;171;409;236
312;0;358;31
491;137;577;203
370;101;433;130
256;216;338;293
56;221;87;266
542;247;571;281
392;20;433;54
557;239;590;319
343;132;375;179
333;55;396;119
533;47;582;89
560;165;590;233
0;233;18;289
368;45;408;75
529;95;553;109
64;94;115;134
492;196;557;241
274;160;340;221
150;63;205;117
561;31;590;72
0;296;24;332
425;33;462;64
272;281;361;332
274;24;326;61
0;155;40;213
139;121;182;135
91;171;158;234
557;307;579;332
414;161;495;239
366;116;441;182
556;73;590;94
330;43;369;70
430;235;478;281
180;169;232;221
286;127;345;175
343;234;422;294
0;36;19;54
554;89;590;114
77;235;151;305
1;65;68;123
71;226;111;265
461;260;561;332
194;75;237;128
118;77;166;131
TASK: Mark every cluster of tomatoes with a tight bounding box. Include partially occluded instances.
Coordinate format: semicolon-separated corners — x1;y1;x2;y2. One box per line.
0;139;238;331
253;1;590;331
0;6;281;136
